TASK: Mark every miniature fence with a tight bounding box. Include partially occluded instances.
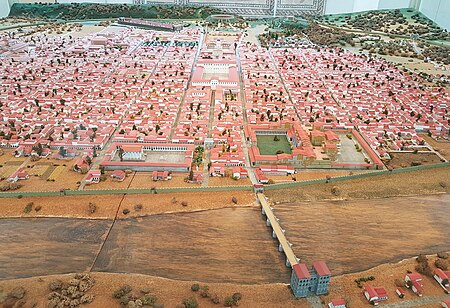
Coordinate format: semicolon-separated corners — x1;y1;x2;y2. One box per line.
0;162;449;198
0;184;254;198
264;162;450;190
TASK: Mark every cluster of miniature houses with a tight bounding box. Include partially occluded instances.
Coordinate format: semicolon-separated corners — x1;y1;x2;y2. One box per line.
1;22;449;186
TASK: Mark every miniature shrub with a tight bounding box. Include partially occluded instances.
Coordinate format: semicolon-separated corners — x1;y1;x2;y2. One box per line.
140;294;157;306
211;294;220;304
88;203;97;214
200;285;209;298
35;205;42;212
231;197;238;204
232;293;242;302
134;204;143;211
223;296;235;307
181;201;188;207
435;259;448;270
183;298;198;308
24;203;33;213
122;208;130;215
394;279;404;287
113;285;132;299
331;186;340;196
191;284;200;292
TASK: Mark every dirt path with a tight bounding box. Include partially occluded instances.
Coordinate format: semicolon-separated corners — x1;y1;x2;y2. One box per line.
382;295;450;307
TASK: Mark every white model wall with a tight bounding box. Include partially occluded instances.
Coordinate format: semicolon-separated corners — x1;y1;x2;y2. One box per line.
378;0;411;9
419;0;450;30
325;0;410;14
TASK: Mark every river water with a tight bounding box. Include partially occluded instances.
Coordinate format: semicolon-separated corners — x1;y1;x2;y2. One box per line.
274;194;450;275
2;194;447;282
0;208;291;283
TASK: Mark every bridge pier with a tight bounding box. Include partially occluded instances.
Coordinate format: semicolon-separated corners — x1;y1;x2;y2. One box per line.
261;207;266;215
266;218;271;227
278;243;284;252
285;257;291;267
272;230;276;238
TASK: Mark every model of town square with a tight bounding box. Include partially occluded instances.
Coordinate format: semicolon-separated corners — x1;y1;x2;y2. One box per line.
0;3;449;307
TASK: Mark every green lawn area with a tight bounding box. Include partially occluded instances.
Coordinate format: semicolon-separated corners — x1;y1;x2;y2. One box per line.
256;135;292;155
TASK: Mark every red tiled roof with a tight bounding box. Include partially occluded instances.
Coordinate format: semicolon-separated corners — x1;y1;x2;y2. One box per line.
313;261;331;276
293;263;311;280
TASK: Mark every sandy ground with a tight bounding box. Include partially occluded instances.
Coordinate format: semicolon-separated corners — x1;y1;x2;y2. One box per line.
422;134;450;160
0;194;122;219
268;170;370;183
127;173;198;189
386;151;444;169
0;272;306;308
265;166;450;203
118;190;256;218
322;253;450;307
208;176;252;186
0;252;448;308
0;190;256;219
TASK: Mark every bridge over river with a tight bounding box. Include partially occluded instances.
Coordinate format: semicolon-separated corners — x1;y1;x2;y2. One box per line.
256;193;299;268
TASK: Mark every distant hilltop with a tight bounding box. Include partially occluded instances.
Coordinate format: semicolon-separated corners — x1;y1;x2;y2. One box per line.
8;3;225;20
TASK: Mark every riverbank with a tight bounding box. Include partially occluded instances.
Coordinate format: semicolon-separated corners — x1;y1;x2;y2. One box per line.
1;252;449;308
0;272;303;308
0;190;256;219
265;165;450;203
322;252;450;307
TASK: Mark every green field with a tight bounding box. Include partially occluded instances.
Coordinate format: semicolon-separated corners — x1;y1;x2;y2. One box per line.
256;135;292;155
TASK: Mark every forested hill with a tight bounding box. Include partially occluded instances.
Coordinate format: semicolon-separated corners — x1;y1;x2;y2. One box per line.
9;3;224;20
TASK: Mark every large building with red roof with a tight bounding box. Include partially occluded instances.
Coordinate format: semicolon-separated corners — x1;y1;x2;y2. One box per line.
290;261;331;298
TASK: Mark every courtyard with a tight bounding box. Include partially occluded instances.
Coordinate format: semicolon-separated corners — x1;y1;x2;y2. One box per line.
256;134;292;155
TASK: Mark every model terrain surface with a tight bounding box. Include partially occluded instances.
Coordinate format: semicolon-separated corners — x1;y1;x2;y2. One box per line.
0;2;449;308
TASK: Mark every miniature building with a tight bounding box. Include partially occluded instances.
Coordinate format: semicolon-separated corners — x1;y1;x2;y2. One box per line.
111;170;126;182
328;298;346;308
363;285;388;305
396;287;406;298
7;168;29;182
290;261;331;298
405;272;424;296
442;299;450;308
85;170;101;184
152;171;171;181
232;166;248;179
434;269;450;288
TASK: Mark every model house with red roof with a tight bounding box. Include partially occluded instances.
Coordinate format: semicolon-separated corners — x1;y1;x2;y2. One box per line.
434;268;450;288
152;171;171;181
291;261;331;298
363;284;388;305
328;298;346;308
85;170;101;185
232;167;248;179
7;168;29;182
110;170;126;182
405;272;424;296
442;299;450;308
396;287;406;298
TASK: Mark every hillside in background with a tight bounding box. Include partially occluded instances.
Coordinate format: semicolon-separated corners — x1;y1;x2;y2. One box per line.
8;3;224;20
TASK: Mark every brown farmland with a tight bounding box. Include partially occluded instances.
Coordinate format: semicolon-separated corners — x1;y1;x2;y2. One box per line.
273;194;450;275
